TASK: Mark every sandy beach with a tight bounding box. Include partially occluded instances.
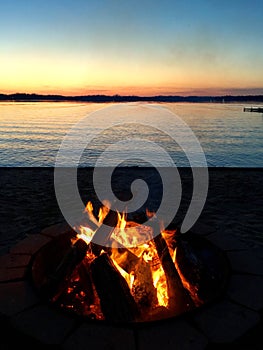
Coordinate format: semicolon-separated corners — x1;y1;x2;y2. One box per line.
0;167;262;348
1;167;262;254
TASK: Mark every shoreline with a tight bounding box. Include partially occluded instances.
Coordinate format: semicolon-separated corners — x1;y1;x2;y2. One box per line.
1;93;263;103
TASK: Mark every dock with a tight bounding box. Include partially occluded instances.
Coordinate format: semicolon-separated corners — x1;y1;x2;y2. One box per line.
243;106;263;113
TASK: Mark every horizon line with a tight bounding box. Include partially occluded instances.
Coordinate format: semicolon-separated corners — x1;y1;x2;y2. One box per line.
1;92;263;98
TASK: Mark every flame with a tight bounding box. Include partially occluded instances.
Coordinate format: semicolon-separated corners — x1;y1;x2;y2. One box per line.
172;247;192;291
85;201;93;213
84;200;99;226
152;265;169;307
77;199;111;245
72;200;189;316
173;247;201;305
172;247;177;263
76;225;95;245
112;257;135;289
146;208;156;218
112;217;153;249
98;200;111;224
117;210;127;229
111;232;169;308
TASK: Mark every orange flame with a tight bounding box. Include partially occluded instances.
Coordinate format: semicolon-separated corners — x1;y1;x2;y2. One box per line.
85;201;93;213
84;200;99;226
116;210;127;230
112;257;135;289
76;225;95;245
98;200;111;223
76;200;181;311
152;266;168;307
146;208;156;218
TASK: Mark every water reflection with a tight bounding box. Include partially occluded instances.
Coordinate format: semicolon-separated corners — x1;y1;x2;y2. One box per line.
0;102;262;167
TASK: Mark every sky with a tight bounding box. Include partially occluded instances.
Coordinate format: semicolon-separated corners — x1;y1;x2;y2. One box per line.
1;0;263;96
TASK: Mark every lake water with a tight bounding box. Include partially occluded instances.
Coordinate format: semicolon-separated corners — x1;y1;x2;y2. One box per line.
0;101;262;167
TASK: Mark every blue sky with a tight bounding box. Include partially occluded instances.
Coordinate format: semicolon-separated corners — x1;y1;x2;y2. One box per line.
1;0;263;95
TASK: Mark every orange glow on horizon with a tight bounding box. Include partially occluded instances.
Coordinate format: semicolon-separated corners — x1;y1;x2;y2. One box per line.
1;85;262;97
1;51;262;97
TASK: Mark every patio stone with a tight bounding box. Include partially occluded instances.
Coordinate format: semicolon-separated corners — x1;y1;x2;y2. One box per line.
0;281;39;316
10;234;51;255
227;274;263;311
136;319;208;350
62;323;136;350
194;299;260;343
227;251;263;275
11;304;77;345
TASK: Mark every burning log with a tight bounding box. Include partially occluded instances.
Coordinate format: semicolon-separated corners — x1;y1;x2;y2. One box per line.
90;252;140;323
153;231;195;314
41;238;88;301
132;256;158;313
110;245;140;274
87;210;140;273
77;259;95;305
175;238;205;305
88;209;118;256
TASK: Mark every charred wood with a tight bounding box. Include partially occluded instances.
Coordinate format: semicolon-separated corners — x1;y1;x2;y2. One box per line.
132;256;158;313
154;233;195;314
41;238;88;301
110;246;140;274
77;259;95;305
91;253;140;322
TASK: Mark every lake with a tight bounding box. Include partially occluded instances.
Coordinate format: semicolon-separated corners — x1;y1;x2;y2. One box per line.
0;101;262;167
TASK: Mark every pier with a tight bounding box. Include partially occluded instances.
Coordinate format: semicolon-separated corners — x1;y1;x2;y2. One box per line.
243;106;263;113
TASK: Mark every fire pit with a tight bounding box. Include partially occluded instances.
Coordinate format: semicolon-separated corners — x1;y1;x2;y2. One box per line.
29;200;230;325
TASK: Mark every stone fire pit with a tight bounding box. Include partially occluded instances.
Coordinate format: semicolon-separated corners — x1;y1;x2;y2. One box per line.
0;221;262;349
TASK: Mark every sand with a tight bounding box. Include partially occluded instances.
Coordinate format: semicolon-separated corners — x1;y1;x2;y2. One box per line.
1;167;262;254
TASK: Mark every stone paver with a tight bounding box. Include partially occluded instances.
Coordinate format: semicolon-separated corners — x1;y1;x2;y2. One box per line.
207;230;251;251
10;234;51;255
11;304;77;345
0;281;39;316
0;254;31;268
227;274;263;311
227;251;263;275
62;323;136;350
0;267;27;282
136;319;208;350
41;222;74;238
194;299;260;343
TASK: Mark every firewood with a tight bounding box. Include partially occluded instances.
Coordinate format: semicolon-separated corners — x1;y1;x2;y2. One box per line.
88;209;118;256
89;211;140;273
77;259;95;305
131;256;158;313
153;230;195;314
110;246;140;274
41;238;88;301
90;253;140;323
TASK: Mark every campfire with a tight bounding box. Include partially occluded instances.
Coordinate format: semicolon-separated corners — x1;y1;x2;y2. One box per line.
31;200;229;324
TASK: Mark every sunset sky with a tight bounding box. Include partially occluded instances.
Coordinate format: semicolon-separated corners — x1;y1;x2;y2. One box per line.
1;0;263;96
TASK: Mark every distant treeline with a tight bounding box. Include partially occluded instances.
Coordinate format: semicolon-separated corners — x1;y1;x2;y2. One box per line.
0;93;263;103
